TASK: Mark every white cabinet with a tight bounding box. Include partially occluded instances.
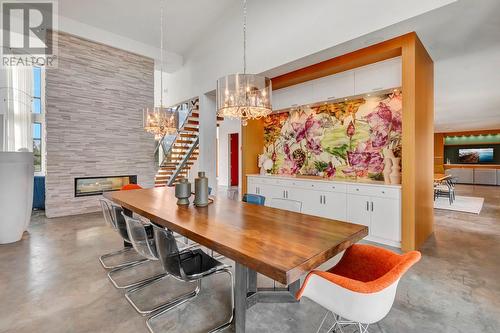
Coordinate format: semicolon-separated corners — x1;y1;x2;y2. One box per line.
272;57;401;111
473;169;497;185
445;168;473;184
272;82;314;111
247;176;401;247
347;194;371;227
311;71;355;103
346;187;401;247
370;197;401;245
354;57;402;95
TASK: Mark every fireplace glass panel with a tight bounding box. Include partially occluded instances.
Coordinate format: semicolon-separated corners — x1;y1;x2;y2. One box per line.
75;175;137;197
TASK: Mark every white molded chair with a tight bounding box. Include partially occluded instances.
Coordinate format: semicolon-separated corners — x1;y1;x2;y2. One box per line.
297;244;421;333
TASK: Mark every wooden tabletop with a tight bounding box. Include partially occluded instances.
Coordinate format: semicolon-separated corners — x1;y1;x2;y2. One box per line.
105;187;367;285
434;173;452;182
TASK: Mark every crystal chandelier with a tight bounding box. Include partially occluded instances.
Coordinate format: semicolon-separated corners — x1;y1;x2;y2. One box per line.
143;2;176;140
216;0;272;126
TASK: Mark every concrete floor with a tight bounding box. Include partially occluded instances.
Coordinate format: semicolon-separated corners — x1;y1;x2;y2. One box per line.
0;185;499;332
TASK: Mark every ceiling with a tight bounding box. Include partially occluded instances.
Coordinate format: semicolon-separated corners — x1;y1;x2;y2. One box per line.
57;0;500;132
58;0;234;55
263;0;500;132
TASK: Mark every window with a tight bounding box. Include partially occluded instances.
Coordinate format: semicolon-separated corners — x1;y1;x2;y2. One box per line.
33;123;42;172
33;67;42;114
32;67;44;173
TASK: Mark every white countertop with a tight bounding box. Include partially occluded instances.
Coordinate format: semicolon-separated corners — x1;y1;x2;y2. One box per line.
247;174;402;188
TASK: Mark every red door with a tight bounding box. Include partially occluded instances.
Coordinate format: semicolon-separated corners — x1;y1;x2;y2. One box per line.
230;133;239;186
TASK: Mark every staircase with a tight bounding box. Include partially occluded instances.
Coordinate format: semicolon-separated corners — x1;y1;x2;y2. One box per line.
154;98;200;187
154;97;225;187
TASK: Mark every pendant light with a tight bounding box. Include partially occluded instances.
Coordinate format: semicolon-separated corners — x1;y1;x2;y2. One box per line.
143;1;177;140
216;0;272;126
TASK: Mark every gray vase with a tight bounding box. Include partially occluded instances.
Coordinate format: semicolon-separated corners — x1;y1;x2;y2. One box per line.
194;171;209;207
175;178;191;205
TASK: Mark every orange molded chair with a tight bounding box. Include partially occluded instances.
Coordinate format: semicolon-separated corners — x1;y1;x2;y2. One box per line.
296;244;421;333
121;184;143;191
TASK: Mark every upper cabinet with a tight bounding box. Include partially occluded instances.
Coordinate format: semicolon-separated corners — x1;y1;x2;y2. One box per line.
272;57;402;111
311;71;355;103
272;82;313;111
353;57;402;95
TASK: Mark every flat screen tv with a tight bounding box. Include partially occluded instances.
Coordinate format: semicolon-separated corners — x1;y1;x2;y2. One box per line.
458;148;494;163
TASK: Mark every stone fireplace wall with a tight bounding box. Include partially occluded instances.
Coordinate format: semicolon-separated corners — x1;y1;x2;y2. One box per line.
45;32;156;218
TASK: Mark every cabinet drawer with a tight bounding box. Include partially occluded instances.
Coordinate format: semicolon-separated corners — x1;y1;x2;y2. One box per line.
347;184;399;199
315;182;347;193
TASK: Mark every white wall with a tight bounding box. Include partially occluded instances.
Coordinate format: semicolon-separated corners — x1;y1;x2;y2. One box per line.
164;0;455;105
217;118;241;187
198;94;218;190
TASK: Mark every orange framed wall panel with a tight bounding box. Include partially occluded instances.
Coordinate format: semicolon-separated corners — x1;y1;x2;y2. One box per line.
241;119;264;196
241;32;434;251
434;133;445;173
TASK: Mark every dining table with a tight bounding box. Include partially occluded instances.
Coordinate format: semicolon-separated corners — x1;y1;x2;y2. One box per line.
434;173;452;183
105;186;368;332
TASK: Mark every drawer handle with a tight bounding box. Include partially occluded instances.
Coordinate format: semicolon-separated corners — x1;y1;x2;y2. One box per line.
372;87;383;91
291;104;298;107
381;191;385;194
356;188;359;191
327;96;336;100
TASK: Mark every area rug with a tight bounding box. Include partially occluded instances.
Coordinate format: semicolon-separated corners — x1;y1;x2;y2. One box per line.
434;196;484;214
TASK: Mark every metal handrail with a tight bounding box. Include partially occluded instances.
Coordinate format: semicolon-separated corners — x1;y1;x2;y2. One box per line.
167;136;199;186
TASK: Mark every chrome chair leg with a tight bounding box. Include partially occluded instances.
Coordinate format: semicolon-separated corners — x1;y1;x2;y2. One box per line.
315;310;331;333
145;268;234;333
107;259;166;289
207;268;234;333
99;247;140;269
125;275;200;316
145;279;202;333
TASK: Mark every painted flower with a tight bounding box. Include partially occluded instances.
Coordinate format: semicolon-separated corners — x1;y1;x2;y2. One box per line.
347;151;369;169
325;162;336;178
306;137;322;155
283;143;291;159
292;149;306;168
391;112;402;133
366;102;392;132
371;130;389;148
367;152;384;173
346;121;355;138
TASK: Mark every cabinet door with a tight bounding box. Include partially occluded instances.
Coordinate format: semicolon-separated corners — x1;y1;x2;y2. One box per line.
370;197;400;243
258;184;282;206
296;189;323;217
346;194;371;227
354;57;402;95
322;191;347;221
311;71;355;103
247;179;258;195
272;82;313;111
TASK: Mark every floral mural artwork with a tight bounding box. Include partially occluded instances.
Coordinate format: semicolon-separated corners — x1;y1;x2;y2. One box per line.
262;91;402;180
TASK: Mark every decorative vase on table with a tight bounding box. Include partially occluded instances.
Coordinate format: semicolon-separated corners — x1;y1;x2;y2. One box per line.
194;171;209;207
390;157;401;185
175;178;191;205
383;158;393;184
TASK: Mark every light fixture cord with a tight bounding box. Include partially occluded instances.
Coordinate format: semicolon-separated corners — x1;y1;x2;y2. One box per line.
243;0;247;74
160;0;164;107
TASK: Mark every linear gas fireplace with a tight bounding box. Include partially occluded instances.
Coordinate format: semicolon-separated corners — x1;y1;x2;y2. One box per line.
75;175;137;197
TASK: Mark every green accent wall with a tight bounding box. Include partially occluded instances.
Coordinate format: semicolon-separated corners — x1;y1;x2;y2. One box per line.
444;134;500;145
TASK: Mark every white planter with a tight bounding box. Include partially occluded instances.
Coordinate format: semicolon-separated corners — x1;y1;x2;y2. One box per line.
0;152;34;244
